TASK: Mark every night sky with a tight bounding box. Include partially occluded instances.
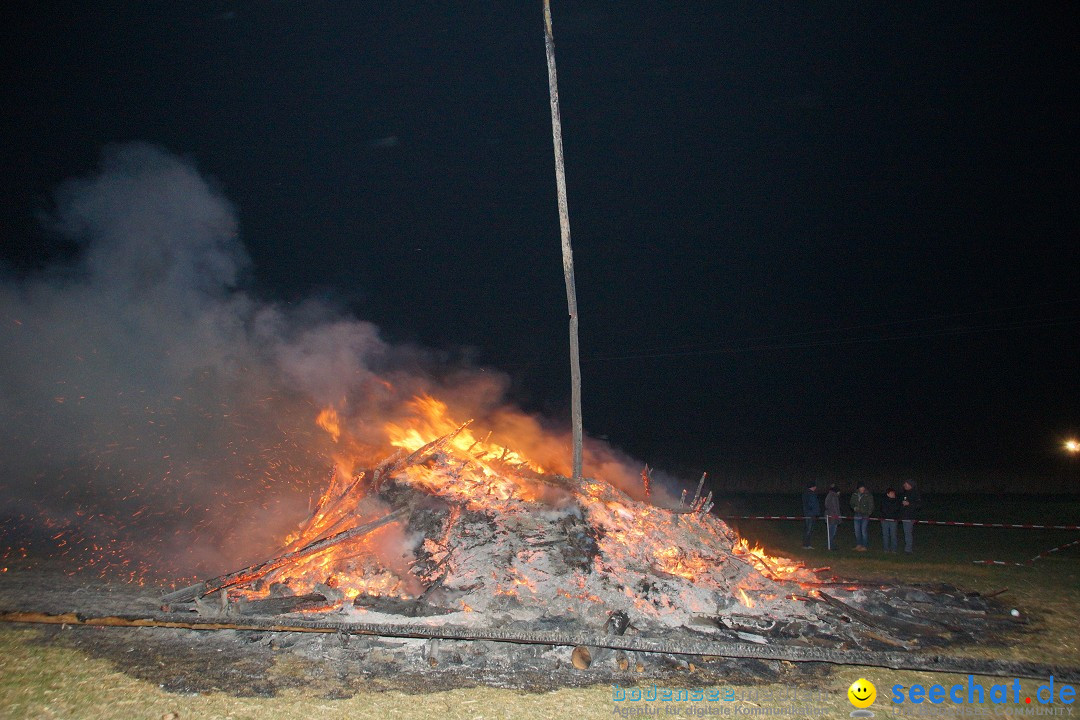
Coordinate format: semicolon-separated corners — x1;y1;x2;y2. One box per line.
3;2;1079;491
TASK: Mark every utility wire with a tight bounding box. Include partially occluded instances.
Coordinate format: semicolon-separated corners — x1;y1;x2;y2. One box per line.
622;297;1080;356
493;300;1080;368
581;314;1080;364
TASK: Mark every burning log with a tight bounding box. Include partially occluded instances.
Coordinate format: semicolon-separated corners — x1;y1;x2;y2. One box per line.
699;491;713;515
372;422;470;493
255;430;469;591
298;467;347;541
162;508;408;605
299;471;368;536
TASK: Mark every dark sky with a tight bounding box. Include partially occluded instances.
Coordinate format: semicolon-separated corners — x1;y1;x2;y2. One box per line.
3;1;1079;490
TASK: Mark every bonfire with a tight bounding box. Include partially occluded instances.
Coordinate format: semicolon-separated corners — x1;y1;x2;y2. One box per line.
157;394;1022;678
164;395;813;627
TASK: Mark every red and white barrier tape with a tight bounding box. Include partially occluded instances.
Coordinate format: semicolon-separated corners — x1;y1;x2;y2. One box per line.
972;537;1080;566
716;515;1080;530
710;514;1080;566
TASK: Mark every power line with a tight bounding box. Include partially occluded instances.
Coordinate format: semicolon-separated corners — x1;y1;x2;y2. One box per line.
580;314;1080;364
494;299;1080;368
620;297;1080;356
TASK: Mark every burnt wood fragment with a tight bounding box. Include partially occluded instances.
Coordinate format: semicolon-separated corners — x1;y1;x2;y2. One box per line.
818;591;945;640
352;594;453;617
236;593;334;616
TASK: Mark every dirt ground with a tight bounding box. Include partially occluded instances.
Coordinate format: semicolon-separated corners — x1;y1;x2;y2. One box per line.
2;622;1074;720
1;552;1078;719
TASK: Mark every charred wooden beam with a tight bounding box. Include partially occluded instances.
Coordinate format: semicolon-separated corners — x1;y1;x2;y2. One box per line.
690;473;705;508
860;629;914;650
5;611;1077;682
817;591;892;630
368;450;404;493
817;591;945;639
352;594;453;617
235;592;334;617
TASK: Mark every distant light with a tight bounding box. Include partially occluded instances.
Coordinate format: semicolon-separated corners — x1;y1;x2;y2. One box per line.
1065;439;1080;455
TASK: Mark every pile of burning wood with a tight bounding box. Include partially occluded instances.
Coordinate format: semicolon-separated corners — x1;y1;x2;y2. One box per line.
159;398;1019;671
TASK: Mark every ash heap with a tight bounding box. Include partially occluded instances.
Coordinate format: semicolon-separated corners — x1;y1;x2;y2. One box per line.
160;395;1016;677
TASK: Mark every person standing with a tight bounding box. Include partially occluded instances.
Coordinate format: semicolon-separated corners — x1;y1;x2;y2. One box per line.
880;487;901;553
901;479;922;554
850;483;874;551
824;485;841;550
802;482;821;549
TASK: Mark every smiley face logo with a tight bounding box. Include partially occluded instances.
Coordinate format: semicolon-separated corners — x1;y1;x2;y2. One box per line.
848;678;877;709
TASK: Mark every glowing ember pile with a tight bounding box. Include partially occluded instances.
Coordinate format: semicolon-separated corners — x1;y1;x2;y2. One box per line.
163;395;819;633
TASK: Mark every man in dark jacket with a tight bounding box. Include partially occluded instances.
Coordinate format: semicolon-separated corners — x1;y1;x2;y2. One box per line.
802;483;821;549
880;488;902;552
824;485;841;550
901;479;922;554
850;483;874;551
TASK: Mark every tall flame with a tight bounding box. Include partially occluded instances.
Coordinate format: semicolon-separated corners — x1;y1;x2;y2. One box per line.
384;395;546;473
316;407;341;443
238;390;815;616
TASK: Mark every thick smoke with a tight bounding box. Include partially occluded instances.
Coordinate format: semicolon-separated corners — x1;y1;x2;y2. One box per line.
0;144;670;580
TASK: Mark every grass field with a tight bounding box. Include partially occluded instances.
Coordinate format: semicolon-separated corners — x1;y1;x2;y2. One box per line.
0;493;1077;719
723;493;1080;668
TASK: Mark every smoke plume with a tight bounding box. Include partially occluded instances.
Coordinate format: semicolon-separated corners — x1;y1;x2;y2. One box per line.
0;143;669;580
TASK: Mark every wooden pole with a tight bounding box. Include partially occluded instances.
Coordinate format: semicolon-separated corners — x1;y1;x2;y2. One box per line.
543;0;583;480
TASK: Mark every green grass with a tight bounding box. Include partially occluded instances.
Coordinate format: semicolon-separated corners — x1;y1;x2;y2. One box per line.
722;493;1080;666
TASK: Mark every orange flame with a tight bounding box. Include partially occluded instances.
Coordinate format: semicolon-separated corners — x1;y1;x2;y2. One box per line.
244;390;816;616
316;407;341;443
654;546;708;581
384;395;546;473
733;537;802;581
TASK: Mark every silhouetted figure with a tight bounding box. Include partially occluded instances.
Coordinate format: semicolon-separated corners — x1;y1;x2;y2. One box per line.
880;487;901;553
850;483;874;551
802;482;821;549
824;485;841;550
901;479;922;554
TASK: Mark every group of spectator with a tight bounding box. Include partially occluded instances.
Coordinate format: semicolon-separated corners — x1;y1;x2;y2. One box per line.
801;481;922;553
